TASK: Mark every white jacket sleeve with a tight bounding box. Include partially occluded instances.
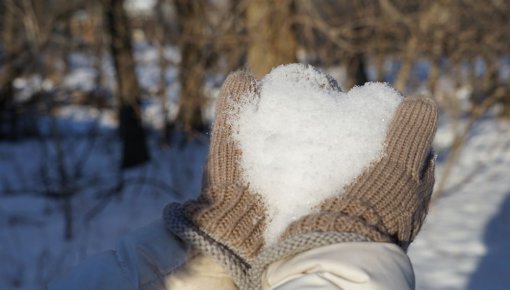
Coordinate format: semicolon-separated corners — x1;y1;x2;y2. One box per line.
48;220;189;290
262;242;415;290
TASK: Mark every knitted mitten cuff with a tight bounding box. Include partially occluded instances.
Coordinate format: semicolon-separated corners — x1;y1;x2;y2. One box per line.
164;202;251;288
181;183;266;261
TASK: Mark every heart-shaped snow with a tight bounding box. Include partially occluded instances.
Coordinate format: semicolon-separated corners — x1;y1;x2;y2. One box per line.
234;64;403;245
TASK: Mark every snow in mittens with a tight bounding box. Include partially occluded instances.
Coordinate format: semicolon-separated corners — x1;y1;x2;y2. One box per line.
233;63;404;245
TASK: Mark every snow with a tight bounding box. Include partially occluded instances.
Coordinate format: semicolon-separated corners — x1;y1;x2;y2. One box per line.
235;64;403;245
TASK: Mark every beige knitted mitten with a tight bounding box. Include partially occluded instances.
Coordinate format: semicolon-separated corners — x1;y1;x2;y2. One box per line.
281;96;438;250
164;71;265;286
165;67;437;290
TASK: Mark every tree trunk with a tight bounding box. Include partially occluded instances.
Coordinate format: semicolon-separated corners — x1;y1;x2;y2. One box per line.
103;0;149;168
87;0;107;90
174;0;206;134
345;52;368;89
427;57;441;96
225;0;247;72
394;35;418;92
0;0;21;140
246;0;297;78
155;0;172;145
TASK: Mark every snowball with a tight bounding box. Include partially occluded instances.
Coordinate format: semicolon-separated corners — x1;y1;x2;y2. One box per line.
234;64;403;245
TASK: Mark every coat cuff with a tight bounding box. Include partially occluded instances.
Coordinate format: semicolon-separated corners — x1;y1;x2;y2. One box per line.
263;242;415;290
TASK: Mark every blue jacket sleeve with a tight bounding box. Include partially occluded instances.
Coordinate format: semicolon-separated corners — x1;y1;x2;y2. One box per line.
48;220;189;290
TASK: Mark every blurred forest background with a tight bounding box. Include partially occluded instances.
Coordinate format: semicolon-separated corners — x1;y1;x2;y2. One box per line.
1;0;510;290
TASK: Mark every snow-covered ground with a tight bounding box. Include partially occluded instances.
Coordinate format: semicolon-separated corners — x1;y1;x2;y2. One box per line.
0;132;208;290
409;117;510;290
1;49;510;289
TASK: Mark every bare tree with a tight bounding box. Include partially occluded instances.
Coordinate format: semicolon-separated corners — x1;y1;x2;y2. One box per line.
246;0;297;78
154;0;173;145
293;0;374;87
103;0;149;168
173;0;208;134
0;0;22;139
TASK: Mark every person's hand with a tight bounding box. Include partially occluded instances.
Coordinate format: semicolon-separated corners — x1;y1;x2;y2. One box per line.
164;71;267;288
282;96;437;250
183;71;265;260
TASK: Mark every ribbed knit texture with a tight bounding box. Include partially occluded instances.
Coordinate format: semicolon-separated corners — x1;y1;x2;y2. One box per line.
164;203;250;288
182;183;266;260
206;71;257;187
165;71;266;276
282;96;438;251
